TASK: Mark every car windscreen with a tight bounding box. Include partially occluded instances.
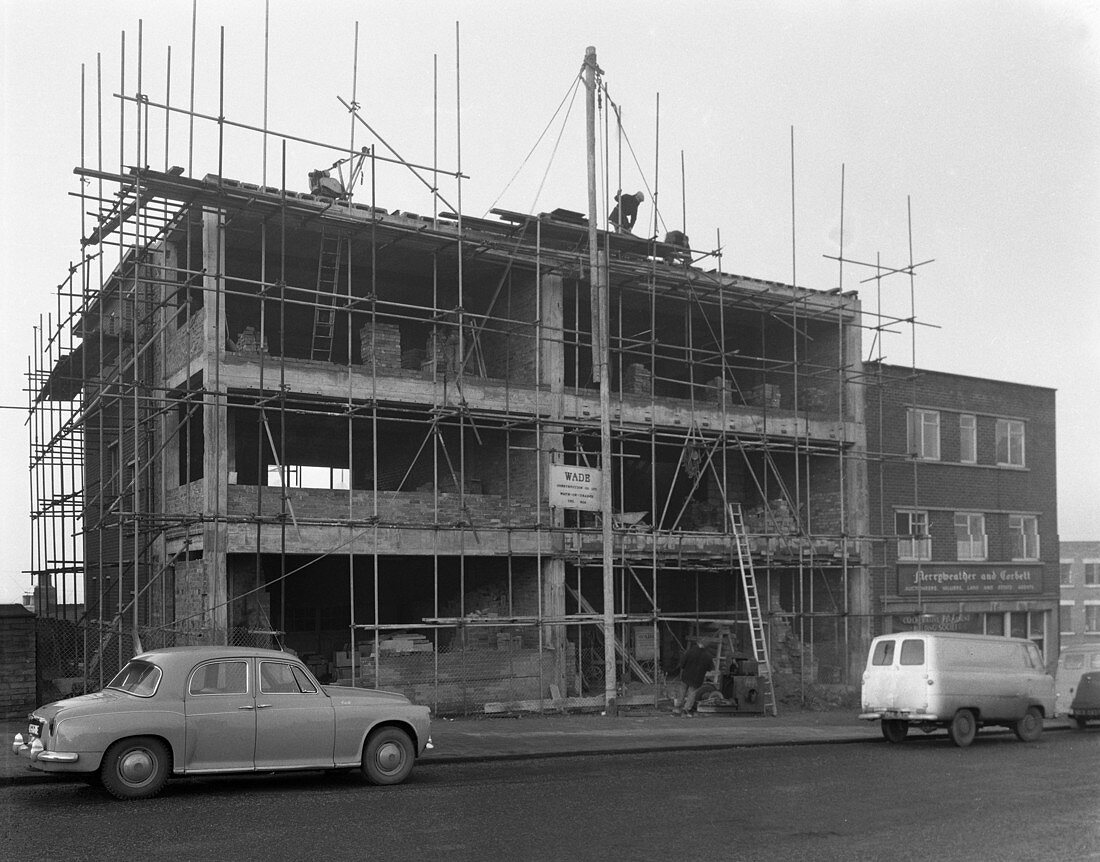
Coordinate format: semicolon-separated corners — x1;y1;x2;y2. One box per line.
106;660;163;697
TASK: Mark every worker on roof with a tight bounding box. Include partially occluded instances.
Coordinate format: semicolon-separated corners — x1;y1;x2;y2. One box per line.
609;190;644;233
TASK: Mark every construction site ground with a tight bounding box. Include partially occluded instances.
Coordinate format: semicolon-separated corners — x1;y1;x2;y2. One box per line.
3;708;1072;786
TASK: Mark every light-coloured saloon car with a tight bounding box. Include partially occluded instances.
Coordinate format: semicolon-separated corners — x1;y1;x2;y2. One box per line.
12;645;432;799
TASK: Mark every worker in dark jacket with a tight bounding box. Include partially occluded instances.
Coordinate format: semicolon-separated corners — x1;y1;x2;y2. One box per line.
677;637;714;717
609;190;644;233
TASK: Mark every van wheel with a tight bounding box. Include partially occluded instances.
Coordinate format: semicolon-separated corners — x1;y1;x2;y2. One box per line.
1013;706;1043;742
948;709;977;747
881;719;908;744
1074;716;1088;730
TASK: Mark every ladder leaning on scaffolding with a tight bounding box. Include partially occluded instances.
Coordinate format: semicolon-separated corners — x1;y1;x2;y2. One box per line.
311;230;347;362
728;503;778;716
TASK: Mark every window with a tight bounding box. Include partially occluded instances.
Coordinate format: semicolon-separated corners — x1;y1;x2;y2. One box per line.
105;439;120;497
260;661;318;694
895;510;931;560
995;419;1025;467
900;639;925;665
1061;562;1075;586
955;513;987;561
267;465;350;490
1086;561;1100;586
189;660;248;695
1008;515;1039;560
106;661;162;697
908;409;940;460
1060;602;1075;635
959;414;977;464
1086;603;1100;635
982;610;1046;655
872;640;895;666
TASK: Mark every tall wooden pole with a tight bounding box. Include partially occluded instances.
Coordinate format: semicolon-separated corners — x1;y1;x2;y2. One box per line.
584;46;617;715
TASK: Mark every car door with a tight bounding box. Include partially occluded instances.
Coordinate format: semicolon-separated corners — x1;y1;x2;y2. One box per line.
184;658;256;772
253;659;336;770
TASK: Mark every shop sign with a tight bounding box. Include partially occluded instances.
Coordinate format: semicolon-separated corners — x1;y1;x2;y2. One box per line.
549;465;602;511
898;564;1042;597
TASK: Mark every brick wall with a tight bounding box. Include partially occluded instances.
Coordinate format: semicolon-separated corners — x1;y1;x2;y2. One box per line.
865;363;1058;611
0;605;37;718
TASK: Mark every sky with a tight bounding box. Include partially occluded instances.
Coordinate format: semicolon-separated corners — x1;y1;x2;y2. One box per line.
1;0;1097;604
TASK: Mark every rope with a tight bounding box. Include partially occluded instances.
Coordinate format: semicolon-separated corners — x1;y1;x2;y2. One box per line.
483;68;585;217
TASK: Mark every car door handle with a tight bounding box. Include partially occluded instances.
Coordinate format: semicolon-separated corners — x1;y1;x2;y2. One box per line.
237;705;255;710
256;704;272;709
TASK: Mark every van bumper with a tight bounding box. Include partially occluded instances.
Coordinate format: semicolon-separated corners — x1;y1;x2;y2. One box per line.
859;710;941;722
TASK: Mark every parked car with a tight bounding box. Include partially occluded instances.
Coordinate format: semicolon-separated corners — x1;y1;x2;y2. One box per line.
1054;644;1100;726
859;632;1054;747
12;645;432;799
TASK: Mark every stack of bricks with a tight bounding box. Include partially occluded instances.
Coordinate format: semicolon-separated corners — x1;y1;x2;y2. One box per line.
746;383;782;409
707;376;733;407
360;322;402;372
623;363;652;395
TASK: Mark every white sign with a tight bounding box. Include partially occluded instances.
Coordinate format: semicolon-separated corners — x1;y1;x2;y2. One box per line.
549;464;602;511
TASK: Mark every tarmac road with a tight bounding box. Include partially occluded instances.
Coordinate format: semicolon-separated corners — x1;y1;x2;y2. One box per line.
4;718;1099;861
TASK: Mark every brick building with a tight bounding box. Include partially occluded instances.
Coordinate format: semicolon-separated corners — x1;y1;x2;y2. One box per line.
865;363;1059;662
1059;541;1100;648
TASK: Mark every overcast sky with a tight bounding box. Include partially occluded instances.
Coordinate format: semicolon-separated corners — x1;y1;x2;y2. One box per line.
1;0;1097;604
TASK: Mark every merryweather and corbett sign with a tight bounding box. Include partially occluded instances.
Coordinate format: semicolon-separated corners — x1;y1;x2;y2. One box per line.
898;564;1044;597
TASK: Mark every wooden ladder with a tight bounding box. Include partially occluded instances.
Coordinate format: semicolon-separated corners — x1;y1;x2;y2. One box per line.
311;231;346;361
728;503;778;716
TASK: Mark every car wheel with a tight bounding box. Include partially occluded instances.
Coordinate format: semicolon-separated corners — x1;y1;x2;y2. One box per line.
361;727;414;786
1074;716;1089;730
881;719;908;744
100;736;170;800
1013;706;1043;742
948;709;977;747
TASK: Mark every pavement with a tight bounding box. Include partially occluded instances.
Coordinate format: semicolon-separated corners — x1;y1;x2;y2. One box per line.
2;707;1072;786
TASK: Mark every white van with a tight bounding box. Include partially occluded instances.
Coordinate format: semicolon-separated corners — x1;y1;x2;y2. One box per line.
859;632;1054;747
1054;644;1100;725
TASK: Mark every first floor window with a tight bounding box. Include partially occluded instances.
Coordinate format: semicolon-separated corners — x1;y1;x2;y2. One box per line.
1008;515;1040;560
1086;561;1100;586
895;510;931;560
959;414;977;464
955;512;987;561
996;418;1025;467
1061;602;1075;635
908;409;941;460
1086;604;1100;634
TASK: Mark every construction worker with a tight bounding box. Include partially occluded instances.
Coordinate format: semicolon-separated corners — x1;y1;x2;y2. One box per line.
609;190;644;233
676;636;714;717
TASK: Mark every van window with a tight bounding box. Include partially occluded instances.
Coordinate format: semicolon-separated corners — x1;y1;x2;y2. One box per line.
1092;654;1100;670
900;639;925;665
1063;653;1084;669
872;640;895;666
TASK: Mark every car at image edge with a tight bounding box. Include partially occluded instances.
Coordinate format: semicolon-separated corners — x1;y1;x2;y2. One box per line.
11;645;432;799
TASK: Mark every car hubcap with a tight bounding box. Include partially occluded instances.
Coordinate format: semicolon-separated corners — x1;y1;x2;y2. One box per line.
119;749;155;785
376;742;403;772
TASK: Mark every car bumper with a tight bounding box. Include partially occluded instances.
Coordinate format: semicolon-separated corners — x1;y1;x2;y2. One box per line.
12;733;79;763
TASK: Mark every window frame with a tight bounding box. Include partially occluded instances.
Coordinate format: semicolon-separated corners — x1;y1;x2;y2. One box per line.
895;510;931;561
1060;600;1075;636
188;659;250;697
1085;602;1100;635
1008;514;1040;561
1085;560;1100;587
908;408;941;461
955;512;987;562
959;414;977;464
995;418;1025;467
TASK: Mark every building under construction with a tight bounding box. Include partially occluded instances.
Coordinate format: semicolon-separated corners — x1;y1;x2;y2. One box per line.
28;40;874;714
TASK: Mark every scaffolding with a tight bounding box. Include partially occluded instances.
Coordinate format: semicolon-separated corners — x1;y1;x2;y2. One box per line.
26;24;929;715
